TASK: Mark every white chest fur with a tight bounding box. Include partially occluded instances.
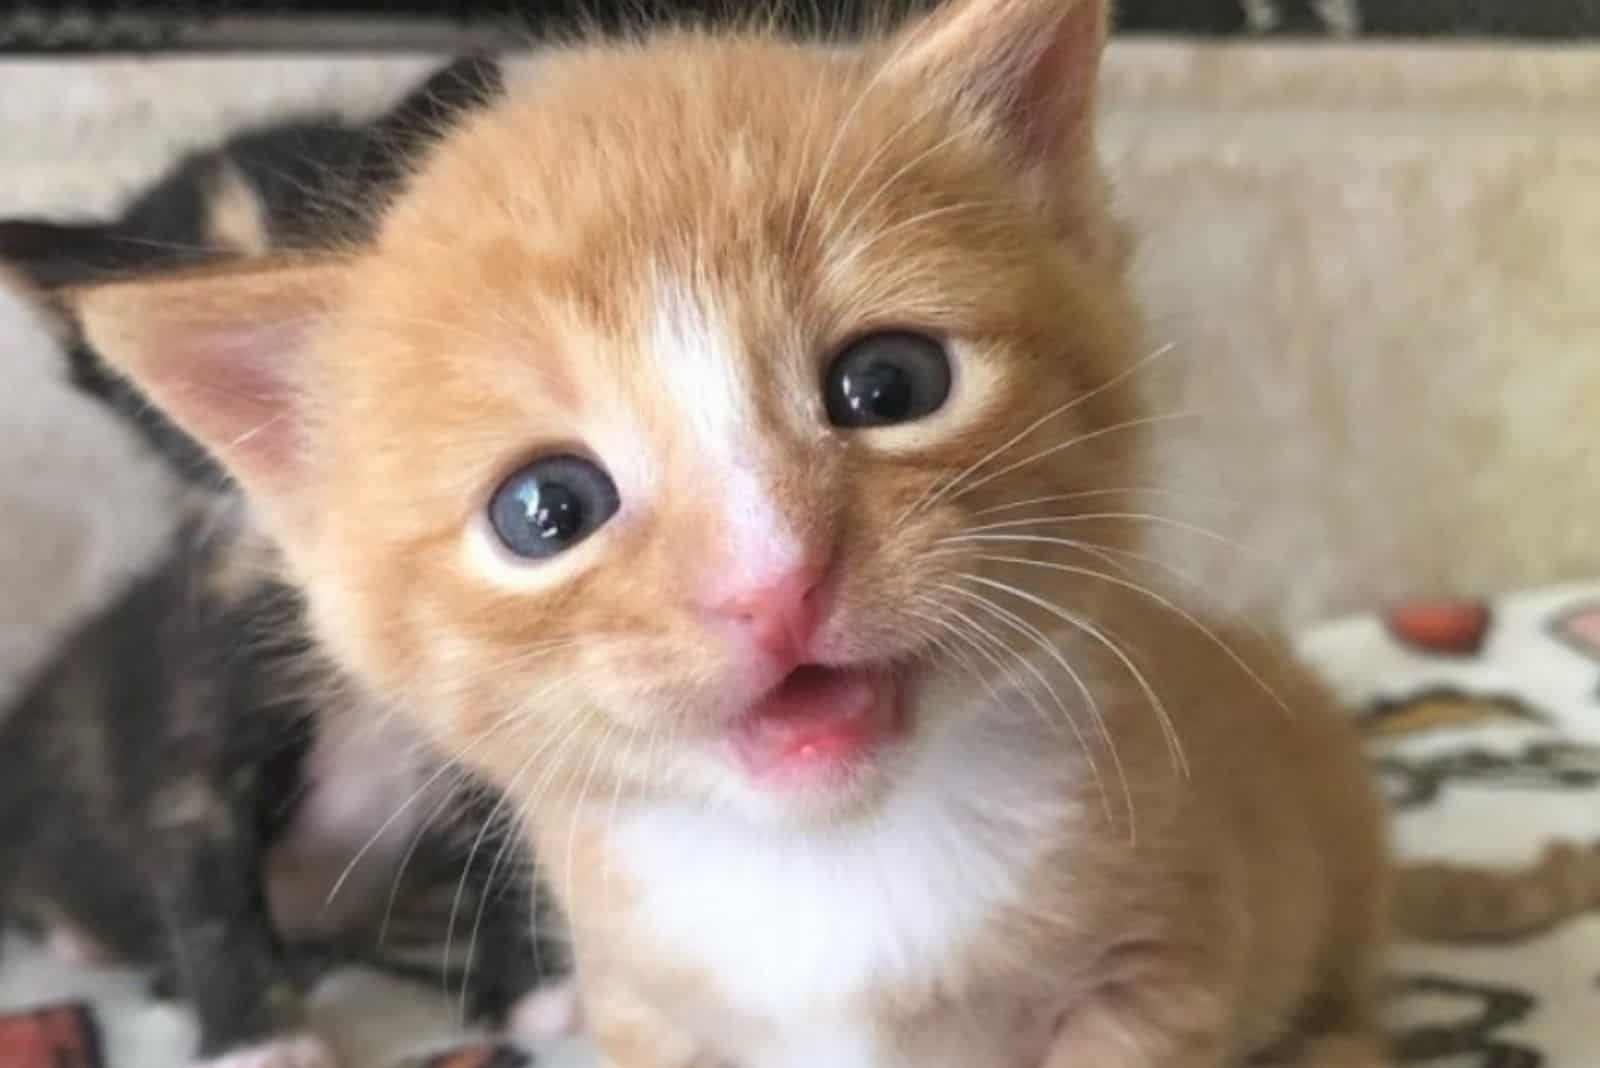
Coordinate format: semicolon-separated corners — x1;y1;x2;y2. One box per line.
606;713;1070;1066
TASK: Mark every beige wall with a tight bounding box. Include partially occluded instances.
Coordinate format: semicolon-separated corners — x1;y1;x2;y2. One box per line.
1103;43;1600;625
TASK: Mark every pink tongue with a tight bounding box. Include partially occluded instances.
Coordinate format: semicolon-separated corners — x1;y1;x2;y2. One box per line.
733;667;890;777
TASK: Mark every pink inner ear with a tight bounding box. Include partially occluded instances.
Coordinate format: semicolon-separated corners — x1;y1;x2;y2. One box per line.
1013;5;1100;162
147;318;309;481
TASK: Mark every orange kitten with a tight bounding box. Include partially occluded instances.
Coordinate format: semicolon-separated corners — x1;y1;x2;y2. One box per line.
74;1;1392;1065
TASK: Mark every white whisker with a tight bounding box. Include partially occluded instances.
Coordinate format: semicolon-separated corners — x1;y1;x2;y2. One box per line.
970;485;1236;518
819;120;972;252
975;553;1291;722
819;199;1014;288
324;717;514;911
937;581;1128;832
963;571;1189;780
946;531;1284;656
600;720;640;895
783;74;833;244
564;720;617;922
792;30;920;253
450;747;542;1017
438;675;581;1003
897;342;1177;527
947;410;1207;508
908;596;1109;821
951;513;1269;564
377;779;470;952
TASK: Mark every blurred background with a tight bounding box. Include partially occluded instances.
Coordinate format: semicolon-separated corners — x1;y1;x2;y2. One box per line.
0;0;1599;51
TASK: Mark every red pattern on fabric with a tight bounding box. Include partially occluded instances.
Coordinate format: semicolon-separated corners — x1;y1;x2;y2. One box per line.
1385;599;1493;656
0;1002;103;1068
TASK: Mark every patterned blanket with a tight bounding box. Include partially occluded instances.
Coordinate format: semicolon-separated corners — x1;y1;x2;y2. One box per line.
1300;586;1600;1067
2;586;1597;1067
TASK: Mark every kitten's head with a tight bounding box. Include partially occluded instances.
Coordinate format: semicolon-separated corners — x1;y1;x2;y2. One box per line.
77;0;1143;825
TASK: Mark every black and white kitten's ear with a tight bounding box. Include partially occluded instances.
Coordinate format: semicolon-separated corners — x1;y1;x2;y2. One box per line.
885;0;1108;166
71;261;343;540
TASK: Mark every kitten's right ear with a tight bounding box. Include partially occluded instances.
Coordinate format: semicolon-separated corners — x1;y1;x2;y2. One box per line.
883;0;1108;176
882;0;1116;260
70;261;345;539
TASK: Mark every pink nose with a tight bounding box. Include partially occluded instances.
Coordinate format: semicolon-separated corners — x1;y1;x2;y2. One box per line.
705;559;830;663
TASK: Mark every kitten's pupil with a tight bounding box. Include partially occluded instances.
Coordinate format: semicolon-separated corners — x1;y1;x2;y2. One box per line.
825;332;951;429
532;484;582;542
843;363;912;421
489;455;619;560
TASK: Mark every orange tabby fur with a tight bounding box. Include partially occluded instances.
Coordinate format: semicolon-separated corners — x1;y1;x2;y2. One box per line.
73;1;1392;1065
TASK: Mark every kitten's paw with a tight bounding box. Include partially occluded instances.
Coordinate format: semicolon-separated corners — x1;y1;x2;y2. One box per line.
192;1034;338;1068
505;977;583;1039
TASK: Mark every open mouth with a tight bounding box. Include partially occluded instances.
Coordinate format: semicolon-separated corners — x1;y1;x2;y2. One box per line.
729;664;906;783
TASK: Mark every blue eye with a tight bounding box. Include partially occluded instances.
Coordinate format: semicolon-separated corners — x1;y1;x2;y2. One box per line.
824;331;951;428
488;454;619;560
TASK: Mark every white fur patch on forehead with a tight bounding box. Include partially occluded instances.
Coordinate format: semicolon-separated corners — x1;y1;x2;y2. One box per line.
649;273;755;463
647;273;806;579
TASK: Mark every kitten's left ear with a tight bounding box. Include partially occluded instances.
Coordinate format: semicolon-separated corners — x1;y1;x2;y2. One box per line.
884;0;1108;175
70;261;345;543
